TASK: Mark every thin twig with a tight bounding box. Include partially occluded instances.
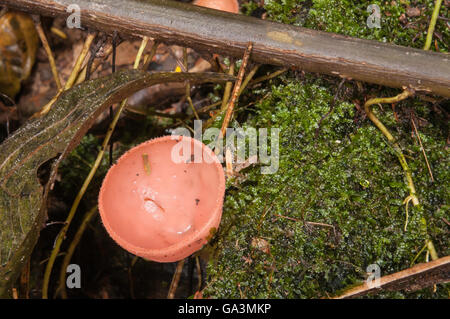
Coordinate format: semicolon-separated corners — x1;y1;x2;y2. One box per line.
75;41;114;85
34;18;62;90
249;68;288;86
143;41;160;70
220;42;253;137
410;116;434;182
195;256;202;292
202;66;281;132
168;259;186;299
364;88;419;206
128;255;139;299
169;46;187;72
37;32;97;117
109;32;118;167
442;217;450;227
238;65;260;96
225;148;233;178
85;36;107;81
410;242;428;266
275;214;336;237
50;27;67;39
183;47;199;120
423;0;443;50
56;206;98;299
315;78;346;138
220;61;235;111
64;32;97;90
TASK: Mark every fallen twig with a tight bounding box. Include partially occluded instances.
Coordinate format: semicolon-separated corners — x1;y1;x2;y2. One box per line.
220;42;253;137
34;16;62;90
5;0;449;97
333;256;450;298
168;259;186;299
423;0;443;50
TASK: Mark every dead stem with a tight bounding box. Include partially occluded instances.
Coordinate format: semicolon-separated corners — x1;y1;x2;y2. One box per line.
143;41;160;70
128;255;139;299
423;0;443;50
363;88;419;206
238;65;260;96
195;256;202;292
168;259;186;299
249;68;288;86
220;42;253;137
56;206;98;299
411;116;434;182
50;27;67;39
34;18;62;90
85;36;108;81
76;42;113;84
183;47;200;120
37;32;97;117
220;60;235;111
64;32;97;90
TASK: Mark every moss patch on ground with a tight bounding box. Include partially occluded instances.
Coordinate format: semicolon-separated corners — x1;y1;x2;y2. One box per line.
203;76;449;298
202;0;449;298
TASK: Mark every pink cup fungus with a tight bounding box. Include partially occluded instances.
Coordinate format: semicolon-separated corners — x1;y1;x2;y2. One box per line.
194;0;239;14
98;135;225;262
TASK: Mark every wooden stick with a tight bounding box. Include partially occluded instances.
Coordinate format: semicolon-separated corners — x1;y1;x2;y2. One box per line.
168;259;186;299
423;0;443;50
333;255;450;298
34;17;62;90
3;0;450;97
220;42;253;137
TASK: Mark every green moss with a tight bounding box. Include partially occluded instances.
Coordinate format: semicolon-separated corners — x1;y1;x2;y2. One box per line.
205;2;449;295
204;76;449;298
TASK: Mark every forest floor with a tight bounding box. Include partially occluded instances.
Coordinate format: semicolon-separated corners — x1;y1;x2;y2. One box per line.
0;0;448;298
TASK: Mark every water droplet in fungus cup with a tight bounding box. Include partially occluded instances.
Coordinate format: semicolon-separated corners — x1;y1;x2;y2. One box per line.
98;135;225;262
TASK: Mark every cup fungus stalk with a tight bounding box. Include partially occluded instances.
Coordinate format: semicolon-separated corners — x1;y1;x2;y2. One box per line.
42;36;149;299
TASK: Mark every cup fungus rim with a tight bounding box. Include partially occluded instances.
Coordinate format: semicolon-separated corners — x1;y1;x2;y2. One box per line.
98;135;226;261
194;0;240;14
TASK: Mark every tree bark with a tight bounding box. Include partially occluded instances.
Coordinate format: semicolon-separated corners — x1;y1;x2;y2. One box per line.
2;0;450;97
